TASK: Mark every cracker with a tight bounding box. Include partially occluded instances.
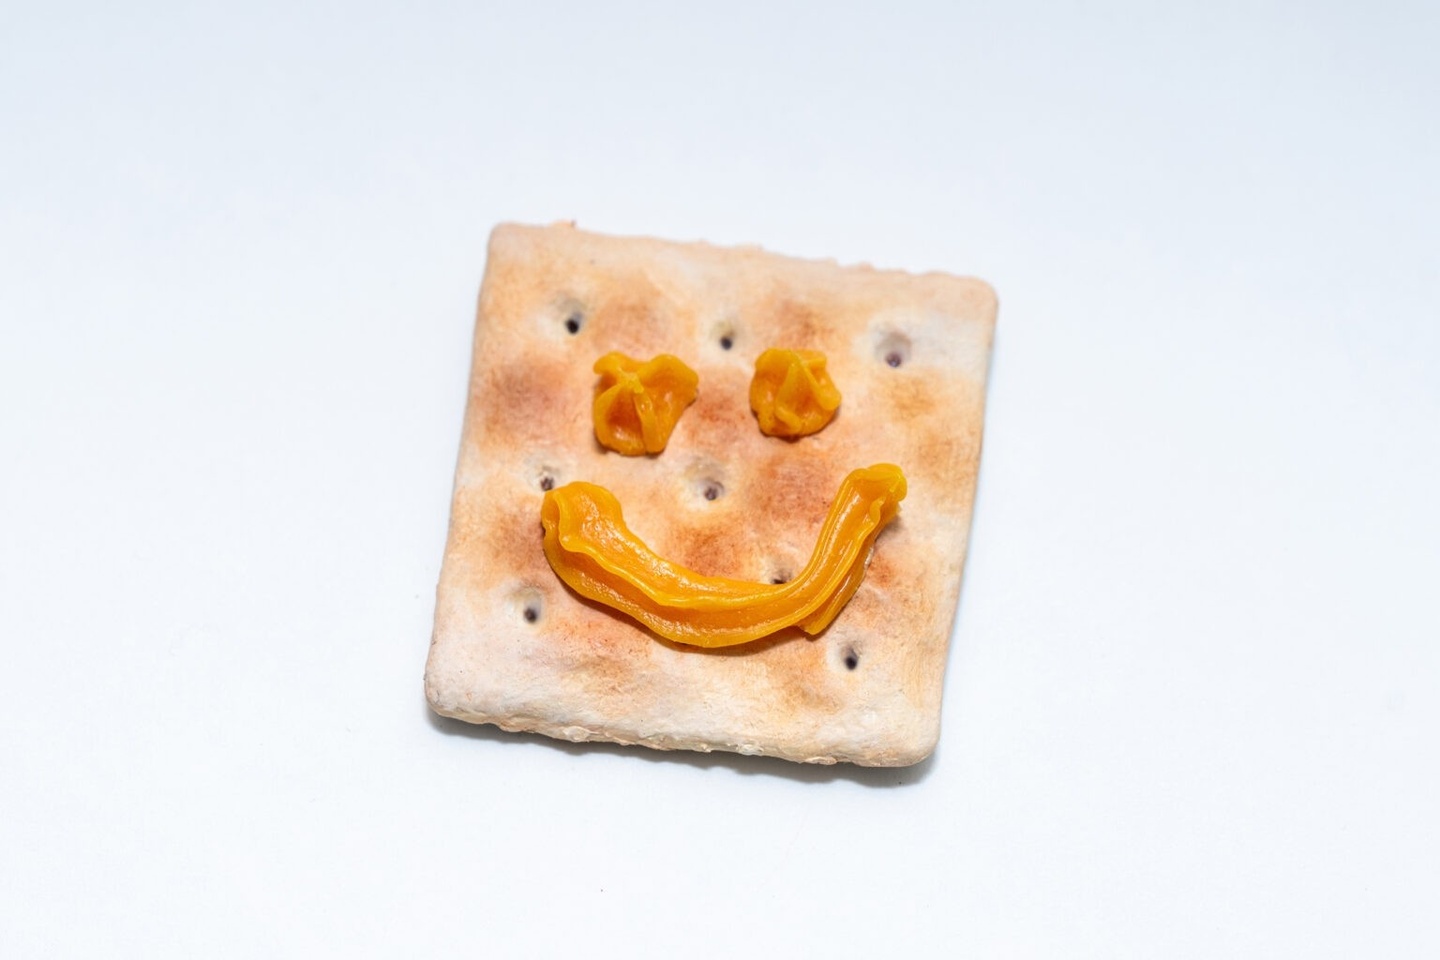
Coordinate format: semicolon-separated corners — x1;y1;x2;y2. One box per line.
425;223;996;766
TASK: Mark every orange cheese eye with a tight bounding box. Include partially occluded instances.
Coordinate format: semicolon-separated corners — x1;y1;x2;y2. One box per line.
749;348;841;438
592;352;699;456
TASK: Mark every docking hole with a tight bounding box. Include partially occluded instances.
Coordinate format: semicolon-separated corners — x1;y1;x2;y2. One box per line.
875;331;912;369
511;587;545;626
531;462;563;492
684;462;729;507
711;321;738;352
843;647;860;671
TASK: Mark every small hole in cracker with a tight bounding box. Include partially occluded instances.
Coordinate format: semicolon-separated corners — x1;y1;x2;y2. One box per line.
710;321;737;352
530;462;563;492
875;331;912;369
843;647;860;670
511;587;544;625
564;312;583;335
684;462;728;507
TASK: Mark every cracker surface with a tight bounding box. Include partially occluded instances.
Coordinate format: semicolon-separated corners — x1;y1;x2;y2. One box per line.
425;222;996;766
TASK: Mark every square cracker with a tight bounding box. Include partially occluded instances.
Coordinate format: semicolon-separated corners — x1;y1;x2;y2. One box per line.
425;223;996;766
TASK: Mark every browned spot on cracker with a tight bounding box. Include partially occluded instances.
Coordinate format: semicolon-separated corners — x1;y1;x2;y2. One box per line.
588;287;677;357
752;448;839;532
874;371;939;425
757;636;846;720
765;296;826;350
492;500;550;573
681;366;752;441
478;353;588;447
665;520;755;579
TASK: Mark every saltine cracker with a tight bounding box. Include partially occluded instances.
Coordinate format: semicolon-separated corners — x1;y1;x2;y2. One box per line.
425;223;995;766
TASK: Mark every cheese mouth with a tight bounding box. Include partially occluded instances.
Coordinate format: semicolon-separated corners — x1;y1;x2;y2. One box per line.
540;464;907;648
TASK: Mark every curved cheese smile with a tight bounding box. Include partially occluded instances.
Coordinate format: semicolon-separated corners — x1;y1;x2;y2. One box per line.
540;464;907;648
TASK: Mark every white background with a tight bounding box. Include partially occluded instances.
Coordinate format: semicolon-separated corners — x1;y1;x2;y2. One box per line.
3;2;1437;956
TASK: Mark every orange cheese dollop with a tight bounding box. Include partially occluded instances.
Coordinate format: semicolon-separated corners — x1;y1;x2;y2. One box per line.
749;348;842;438
540;464;906;648
592;352;699;455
